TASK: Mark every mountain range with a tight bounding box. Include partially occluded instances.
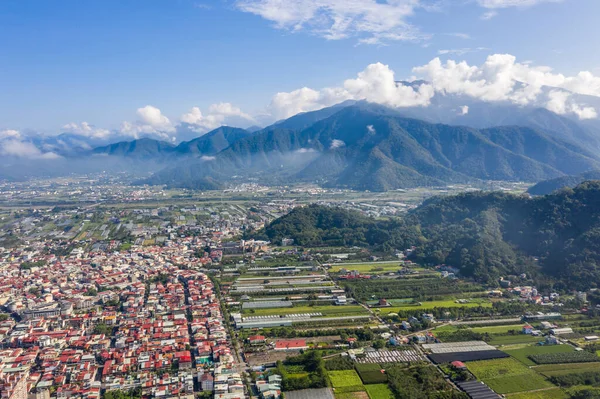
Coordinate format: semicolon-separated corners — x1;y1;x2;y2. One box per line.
136;102;600;191
4;96;600;190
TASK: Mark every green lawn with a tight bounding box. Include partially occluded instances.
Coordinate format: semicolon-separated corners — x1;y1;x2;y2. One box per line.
328;370;364;388
378;299;492;314
365;384;394;399
467;358;553;394
504;344;575;366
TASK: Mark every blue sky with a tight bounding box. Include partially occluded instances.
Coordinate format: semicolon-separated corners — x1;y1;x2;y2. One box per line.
2;0;600;138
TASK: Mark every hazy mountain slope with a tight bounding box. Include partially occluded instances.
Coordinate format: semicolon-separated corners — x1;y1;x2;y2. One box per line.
528;170;600;195
92;138;175;158
174;126;252;156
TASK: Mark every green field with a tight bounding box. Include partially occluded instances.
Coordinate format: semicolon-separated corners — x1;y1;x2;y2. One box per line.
467;358;553;394
378;299;492;314
365;384;394;399
505;388;567;399
243;305;369;317
471;324;527;334
329;370;364;388
488;334;542;346
534;362;600;377
505;344;575;366
329;263;404;273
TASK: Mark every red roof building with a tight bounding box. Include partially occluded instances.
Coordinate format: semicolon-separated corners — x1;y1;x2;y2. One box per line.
274;339;308;351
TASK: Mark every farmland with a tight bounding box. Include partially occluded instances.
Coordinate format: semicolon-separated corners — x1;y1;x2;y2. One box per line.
467;358;554;394
505;388;567;399
534;362;600;377
364;384;394;399
529;351;599;365
242;305;369;317
487;334;542;346
328;370;364;388
504;344;575;366
377;299;492;314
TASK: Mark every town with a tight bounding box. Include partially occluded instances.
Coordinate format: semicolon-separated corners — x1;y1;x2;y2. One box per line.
0;180;599;399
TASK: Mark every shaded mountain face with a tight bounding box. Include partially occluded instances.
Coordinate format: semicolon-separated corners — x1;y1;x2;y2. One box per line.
92;138;176;158
142;103;600;191
528;170;600;195
174;126;252;156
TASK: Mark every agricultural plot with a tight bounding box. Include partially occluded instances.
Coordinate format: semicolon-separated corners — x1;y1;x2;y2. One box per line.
378;299;492;314
529;351;599;365
505;388;567;399
243;305;369;317
364;384;393;399
467;358;554;394
355;364;387;385
329;263;403;273
356;350;425;364
505;344;575;366
328;370;364;388
534;362;600;377
487;334;542;346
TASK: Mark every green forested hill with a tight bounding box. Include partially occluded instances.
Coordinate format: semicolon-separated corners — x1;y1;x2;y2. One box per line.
258;182;600;289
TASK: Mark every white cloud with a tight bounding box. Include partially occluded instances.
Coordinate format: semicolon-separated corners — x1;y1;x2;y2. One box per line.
444;32;471;39
480;10;498;19
413;54;599;119
438;47;488;56
235;0;426;45
0;129;21;140
546;90;597;119
137;105;174;131
330;139;345;149
200;155;216;161
477;0;563;8
295;148;317;153
0;139;60;159
367;125;376;134
62;122;111;139
119;105;175;140
180;103;255;133
269;62;434;119
459;105;469;115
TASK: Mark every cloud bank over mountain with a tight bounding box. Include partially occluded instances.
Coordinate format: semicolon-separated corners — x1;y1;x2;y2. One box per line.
3;52;599;149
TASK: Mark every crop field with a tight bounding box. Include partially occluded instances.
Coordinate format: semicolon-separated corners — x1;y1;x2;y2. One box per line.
242;305;369;317
467;358;554;394
334;391;369;399
470;324;527;334
534;362;600;377
378;299;492;314
505;344;575;366
487;334;542;346
529;351;599;365
329;263;404;273
364;384;394;399
505;388;567;399
355;363;387;384
328;370;364;388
